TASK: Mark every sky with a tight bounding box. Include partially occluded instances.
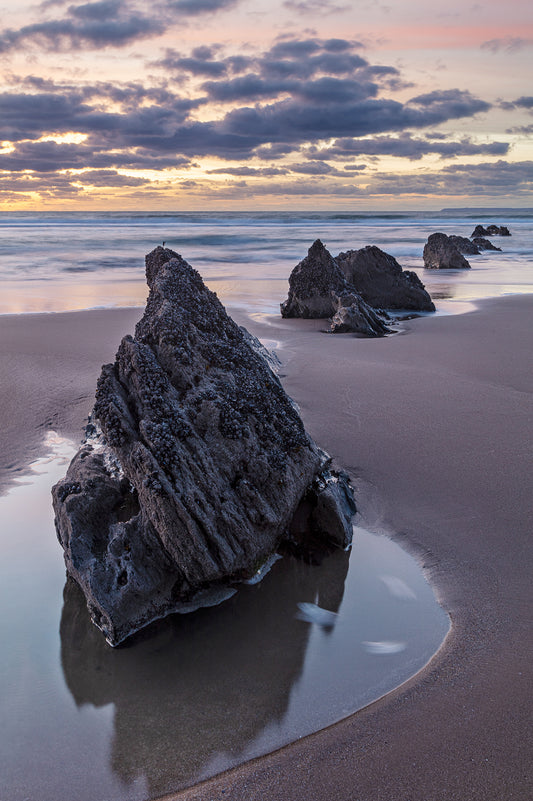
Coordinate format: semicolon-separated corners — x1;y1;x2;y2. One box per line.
0;0;532;210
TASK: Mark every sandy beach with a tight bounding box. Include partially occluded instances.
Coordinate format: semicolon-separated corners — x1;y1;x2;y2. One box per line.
1;295;532;800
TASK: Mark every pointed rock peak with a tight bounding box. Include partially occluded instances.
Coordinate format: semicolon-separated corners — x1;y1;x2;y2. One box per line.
145;245;181;288
308;239;327;257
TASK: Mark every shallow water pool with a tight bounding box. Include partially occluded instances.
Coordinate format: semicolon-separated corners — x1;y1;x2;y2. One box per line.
0;432;449;801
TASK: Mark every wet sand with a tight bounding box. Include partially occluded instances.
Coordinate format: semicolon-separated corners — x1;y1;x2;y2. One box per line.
1;296;532;800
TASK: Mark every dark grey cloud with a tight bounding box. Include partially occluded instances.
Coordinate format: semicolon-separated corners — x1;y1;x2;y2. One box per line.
0;139;191;171
305;133;509;161
201;75;296;102
159;37;369;84
0;4;164;53
70;0;122;20
201;89;490;156
409;89;490;117
502;95;533;110
201;73;377;104
0;0;241;53
0;81;202;142
154;47;251;77
167;0;239;13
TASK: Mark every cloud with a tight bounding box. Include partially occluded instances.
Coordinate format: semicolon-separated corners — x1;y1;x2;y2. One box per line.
408;89;490;117
206;166;288;176
0;81;203;142
362;160;533;197
289;161;338;175
283;1;350;15
481;37;533;54
0;33;514;203
158;37;368;83
0;0;241;54
0;3;165;53
305;133;509;161
506;124;533;135
0;139;191;171
195;160;533;201
167;0;239;13
503;96;533;110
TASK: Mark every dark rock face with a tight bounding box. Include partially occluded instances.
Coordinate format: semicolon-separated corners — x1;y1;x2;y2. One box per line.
335;245;435;311
330;293;391;335
280;239;348;319
52;247;355;646
472;237;502;252
423;233;471;269
280;239;392;336
471;224;511;237
449;235;480;255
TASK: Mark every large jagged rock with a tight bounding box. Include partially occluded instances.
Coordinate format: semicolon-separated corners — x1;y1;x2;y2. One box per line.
52;247;355;646
423;233;471;269
335;245;435;311
280;239;390;336
280;239;349;319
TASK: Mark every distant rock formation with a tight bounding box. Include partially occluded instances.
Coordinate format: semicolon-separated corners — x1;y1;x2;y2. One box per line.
52;247;355;646
335;245;435;311
449;235;480;255
281;239;390;336
471;224;511;237
423;233;471;269
472;237;502;252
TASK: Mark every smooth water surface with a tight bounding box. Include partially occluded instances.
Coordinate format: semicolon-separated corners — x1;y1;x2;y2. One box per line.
0;210;532;315
0;434;449;801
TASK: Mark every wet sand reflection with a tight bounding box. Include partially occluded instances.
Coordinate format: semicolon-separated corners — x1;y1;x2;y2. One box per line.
60;549;350;796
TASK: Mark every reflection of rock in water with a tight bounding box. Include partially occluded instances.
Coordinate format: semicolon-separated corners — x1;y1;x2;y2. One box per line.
60;547;350;796
424;281;456;301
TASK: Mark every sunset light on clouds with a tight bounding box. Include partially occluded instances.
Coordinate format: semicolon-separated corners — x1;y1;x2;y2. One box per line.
0;0;532;209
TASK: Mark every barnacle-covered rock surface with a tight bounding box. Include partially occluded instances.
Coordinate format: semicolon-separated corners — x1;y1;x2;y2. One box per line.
52;247;355;646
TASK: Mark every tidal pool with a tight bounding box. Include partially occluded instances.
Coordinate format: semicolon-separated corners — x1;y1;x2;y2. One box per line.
0;433;449;801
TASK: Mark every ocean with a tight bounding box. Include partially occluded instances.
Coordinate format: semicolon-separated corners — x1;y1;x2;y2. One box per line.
1;209;532;316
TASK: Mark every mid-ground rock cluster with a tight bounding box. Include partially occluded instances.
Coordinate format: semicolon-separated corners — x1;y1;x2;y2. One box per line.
423;223;509;268
281;239;434;336
52;246;355;646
